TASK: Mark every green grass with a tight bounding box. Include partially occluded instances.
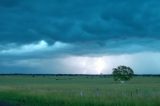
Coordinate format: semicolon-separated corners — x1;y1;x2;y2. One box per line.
0;76;159;106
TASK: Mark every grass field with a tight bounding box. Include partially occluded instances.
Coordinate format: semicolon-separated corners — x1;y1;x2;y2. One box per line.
0;75;159;106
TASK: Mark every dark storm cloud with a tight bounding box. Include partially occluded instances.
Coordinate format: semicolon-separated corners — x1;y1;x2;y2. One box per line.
0;0;160;45
0;0;20;8
1;0;160;74
0;0;160;59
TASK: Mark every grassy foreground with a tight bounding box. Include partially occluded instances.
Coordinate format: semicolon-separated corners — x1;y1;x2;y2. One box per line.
0;75;159;106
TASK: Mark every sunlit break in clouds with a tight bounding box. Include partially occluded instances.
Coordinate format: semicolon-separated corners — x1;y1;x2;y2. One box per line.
0;0;160;74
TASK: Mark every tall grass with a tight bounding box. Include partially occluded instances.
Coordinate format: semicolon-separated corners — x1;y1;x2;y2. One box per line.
0;76;159;106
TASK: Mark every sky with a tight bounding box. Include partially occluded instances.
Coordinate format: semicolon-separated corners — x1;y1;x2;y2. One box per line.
0;0;160;74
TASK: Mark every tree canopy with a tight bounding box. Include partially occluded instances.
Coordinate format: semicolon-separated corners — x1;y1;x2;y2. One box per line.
112;66;134;82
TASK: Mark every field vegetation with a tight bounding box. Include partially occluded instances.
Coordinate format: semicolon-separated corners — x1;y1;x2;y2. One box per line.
0;75;159;106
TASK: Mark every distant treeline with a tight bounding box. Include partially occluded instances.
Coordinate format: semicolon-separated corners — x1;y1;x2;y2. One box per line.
0;74;159;77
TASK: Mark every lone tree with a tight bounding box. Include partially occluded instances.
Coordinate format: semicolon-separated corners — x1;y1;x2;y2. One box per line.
112;66;134;83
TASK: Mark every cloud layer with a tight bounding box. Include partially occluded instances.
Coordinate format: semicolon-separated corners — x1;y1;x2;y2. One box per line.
1;0;160;43
0;0;160;74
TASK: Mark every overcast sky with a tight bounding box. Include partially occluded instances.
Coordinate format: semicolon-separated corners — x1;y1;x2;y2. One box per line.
0;0;160;74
